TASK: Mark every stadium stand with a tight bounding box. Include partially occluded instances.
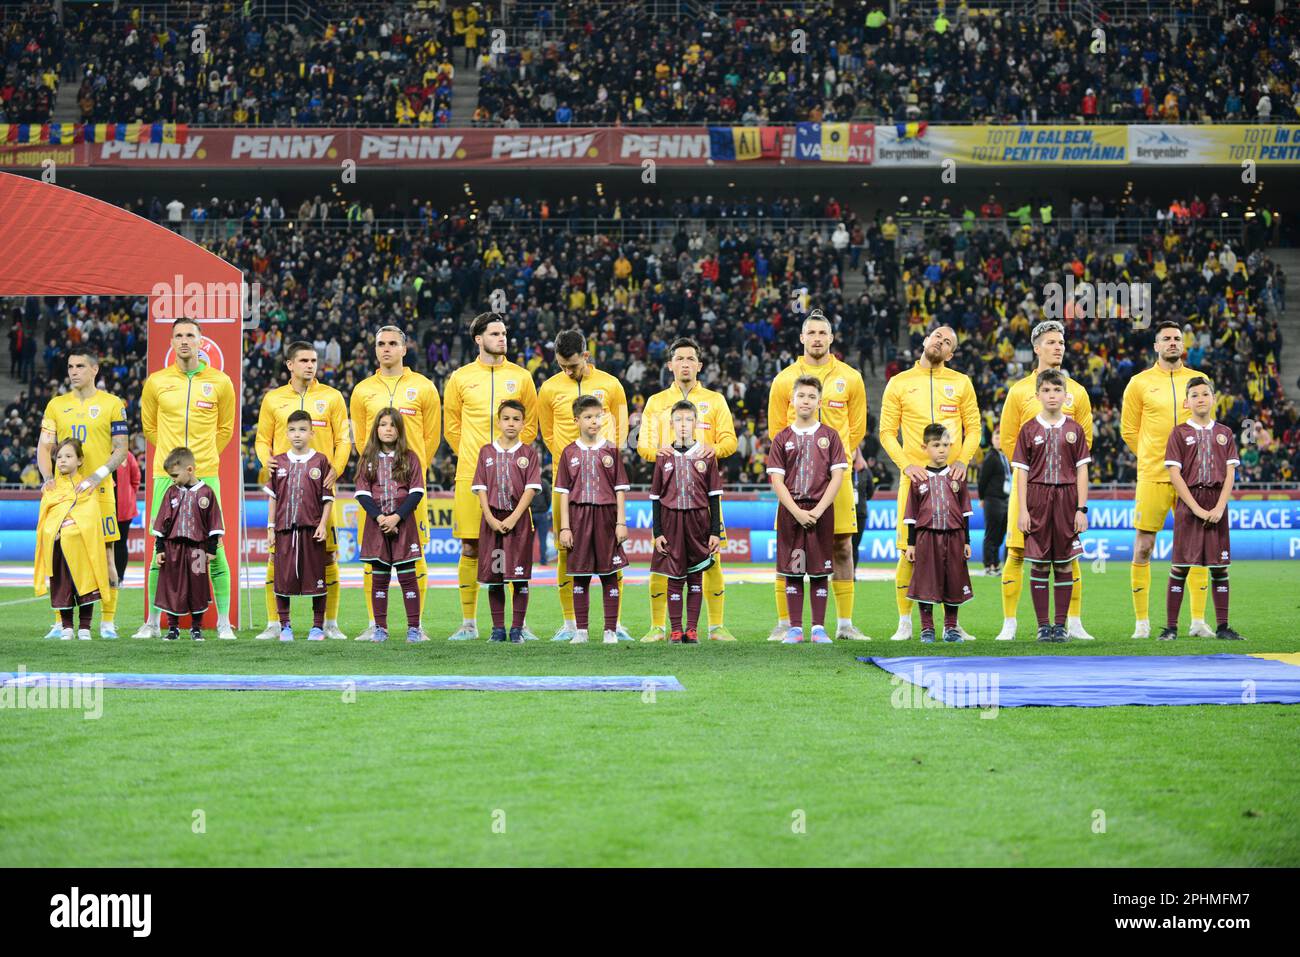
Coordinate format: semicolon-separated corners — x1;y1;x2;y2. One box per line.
2;188;1295;491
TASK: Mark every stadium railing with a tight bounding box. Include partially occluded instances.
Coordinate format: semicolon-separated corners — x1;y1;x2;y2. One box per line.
893;216;1249;247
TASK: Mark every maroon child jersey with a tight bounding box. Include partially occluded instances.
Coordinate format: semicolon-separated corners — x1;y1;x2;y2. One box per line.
1011;415;1091;485
354;450;424;565
263;450;334;529
554;438;629;505
1165;420;1239;567
903;466;973;532
650;442;723;510
471;440;543;510
151;480;224;616
1164;420;1240;487
766;422;848;503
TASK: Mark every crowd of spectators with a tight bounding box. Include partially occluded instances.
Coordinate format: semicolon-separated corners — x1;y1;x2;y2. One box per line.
1;188;1295;493
5;2;1299;126
477;3;1300;126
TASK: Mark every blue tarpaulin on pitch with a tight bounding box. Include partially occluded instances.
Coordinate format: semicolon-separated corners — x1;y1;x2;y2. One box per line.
862;655;1300;707
0;672;684;692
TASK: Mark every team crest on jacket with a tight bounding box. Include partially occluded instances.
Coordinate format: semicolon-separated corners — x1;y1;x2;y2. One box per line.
950;480;959;493
943;384;955;397
697;402;709;413
602;455;614;468
834;378;846;393
1063;393;1074;407
88;406;100;419
201;383;214;397
694;459;707;472
516;456;529;468
1065;432;1077;443
406;387;418;401
817;436;830;449
505;380;517;394
199;497;210;508
593;389;605;401
316;400;327;413
309;467;322;480
1216;433;1228;445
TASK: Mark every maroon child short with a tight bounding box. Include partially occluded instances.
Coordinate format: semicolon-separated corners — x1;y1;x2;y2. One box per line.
360;513;422;566
776;499;834;577
154;538;212;615
907;527;973;605
48;540;102;609
650;506;714;579
1172;485;1231;566
566;503;628;576
1024;483;1084;563
274;527;327;596
478;506;536;583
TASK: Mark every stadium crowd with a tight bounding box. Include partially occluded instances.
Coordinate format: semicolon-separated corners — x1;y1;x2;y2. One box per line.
2;189;1296;493
4;2;1299;126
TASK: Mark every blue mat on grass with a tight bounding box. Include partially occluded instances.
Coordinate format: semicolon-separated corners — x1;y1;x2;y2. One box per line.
0;672;684;692
861;654;1300;707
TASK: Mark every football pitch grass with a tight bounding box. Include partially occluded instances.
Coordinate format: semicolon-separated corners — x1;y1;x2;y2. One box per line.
1;561;1297;867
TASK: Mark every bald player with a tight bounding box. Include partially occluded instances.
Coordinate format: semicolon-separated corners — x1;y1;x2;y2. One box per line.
766;309;871;641
878;324;982;642
349;324;441;641
254;341;351;640
995;320;1097;641
37;350;129;639
637;337;738;642
538;328;633;641
1121;320;1214;639
443;312;540;641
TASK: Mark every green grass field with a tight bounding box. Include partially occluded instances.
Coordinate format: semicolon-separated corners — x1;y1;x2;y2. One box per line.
2;561;1298;866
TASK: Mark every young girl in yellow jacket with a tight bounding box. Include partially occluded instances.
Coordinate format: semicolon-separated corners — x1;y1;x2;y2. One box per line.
34;438;111;640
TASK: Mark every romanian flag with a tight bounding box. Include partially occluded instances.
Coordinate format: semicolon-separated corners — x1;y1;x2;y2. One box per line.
708;126;784;162
895;121;928;140
82;122;187;144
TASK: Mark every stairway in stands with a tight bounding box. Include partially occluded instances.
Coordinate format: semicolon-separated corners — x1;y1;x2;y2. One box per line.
1268;247;1300;403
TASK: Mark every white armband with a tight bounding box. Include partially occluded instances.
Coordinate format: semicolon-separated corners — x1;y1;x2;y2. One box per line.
91;465;110;484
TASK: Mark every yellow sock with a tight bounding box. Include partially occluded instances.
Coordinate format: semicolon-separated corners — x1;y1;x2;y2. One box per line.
1001;548;1024;618
832;579;853;622
616;569;624;624
324;559;340;620
101;585;118;624
774;577;789;622
416;557;428;618
363;563;374;624
704;558;724;627
1068;558;1082;618
557;548;574;621
1131;562;1151;620
650;572;668;629
264;554;277;624
1187;565;1209;620
458;554;479;621
895;555;914;616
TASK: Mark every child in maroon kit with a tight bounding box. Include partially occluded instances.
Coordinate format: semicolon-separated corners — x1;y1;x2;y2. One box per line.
904;424;974;644
1161;376;1243;641
1012;369;1090;644
354;408;425;643
152;446;225;641
264;410;335;642
650;400;723;644
472;399;542;644
767;376;848;644
556;394;629;644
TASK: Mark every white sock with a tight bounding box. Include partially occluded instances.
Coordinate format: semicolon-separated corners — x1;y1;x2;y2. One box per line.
216;613;230;629
899;615;911;625
777;617;790;627
325;618;337;627
148;610;161;627
837;617;852;628
564;618;576;630
463;618;477;628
